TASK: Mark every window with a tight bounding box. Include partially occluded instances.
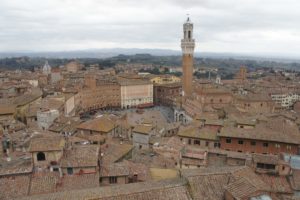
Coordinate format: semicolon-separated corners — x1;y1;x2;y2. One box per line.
188;139;191;145
210;99;214;103
257;163;275;170
287;145;292;150
53;168;59;172
226;138;231;144
275;144;280;148
194;140;200;145
257;163;264;169
67;167;73;175
263;143;269;147
205;141;209;147
109;176;117;184
188;31;191;39
214;142;219;148
238;140;244;145
251;141;256;146
37;152;46;161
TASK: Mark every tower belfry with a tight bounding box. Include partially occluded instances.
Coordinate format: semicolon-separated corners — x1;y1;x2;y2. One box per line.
181;16;195;97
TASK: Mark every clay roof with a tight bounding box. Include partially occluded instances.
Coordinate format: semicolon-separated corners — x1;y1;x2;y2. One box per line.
29;173;59;195
13;90;42;106
204;119;224;126
19;178;190;200
100;162;130;177
230;167;271;192
56;173;100;192
149;168;178;181
235;93;273;102
187;173;232;200
225;177;265;199
77;133;106;142
100;142;134;164
77;116;116;133
117;77;151;86
0;105;15;115
133;125;154;135
181;166;272;200
178;127;218;141
260;174;293;194
60;145;99;168
0;175;31;200
29;136;65;152
219;117;300;144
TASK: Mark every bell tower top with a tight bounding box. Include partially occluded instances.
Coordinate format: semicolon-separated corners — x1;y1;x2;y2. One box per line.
181;16;195;55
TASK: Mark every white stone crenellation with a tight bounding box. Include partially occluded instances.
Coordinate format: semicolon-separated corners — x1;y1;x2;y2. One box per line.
181;17;195;55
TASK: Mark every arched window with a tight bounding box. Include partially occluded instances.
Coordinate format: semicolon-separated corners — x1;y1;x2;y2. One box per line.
188;31;191;39
37;152;46;161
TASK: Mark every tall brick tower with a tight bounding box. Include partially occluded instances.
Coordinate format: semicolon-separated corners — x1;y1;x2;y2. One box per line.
181;17;195;97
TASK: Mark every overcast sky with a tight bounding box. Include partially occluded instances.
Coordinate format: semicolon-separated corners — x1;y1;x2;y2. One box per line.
0;0;300;57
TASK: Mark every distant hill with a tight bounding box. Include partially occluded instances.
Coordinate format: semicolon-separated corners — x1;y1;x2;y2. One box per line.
0;48;299;63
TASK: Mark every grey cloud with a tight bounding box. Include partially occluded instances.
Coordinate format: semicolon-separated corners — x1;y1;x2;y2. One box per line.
0;0;299;57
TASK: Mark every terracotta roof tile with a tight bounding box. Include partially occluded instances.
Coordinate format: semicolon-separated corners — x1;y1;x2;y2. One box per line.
29;172;59;195
60;145;99;168
178;126;218;141
133;125;154;135
77;116;116;133
19;178;190;200
0;175;30;200
29;136;65;152
219;117;300;144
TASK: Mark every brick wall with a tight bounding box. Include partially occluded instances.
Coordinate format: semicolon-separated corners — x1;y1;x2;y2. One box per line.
219;137;298;155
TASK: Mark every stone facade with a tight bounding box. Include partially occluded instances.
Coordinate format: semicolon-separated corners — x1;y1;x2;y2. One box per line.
219;137;299;155
234;95;275;114
78;83;121;111
120;81;153;109
153;83;181;106
37;109;59;130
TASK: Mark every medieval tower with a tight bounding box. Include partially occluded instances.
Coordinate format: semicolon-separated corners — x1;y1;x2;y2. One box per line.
181;17;195;97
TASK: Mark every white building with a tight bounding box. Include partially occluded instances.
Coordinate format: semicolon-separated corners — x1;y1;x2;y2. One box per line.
132;125;154;150
119;78;153;109
42;61;51;75
37;109;59;130
271;93;300;108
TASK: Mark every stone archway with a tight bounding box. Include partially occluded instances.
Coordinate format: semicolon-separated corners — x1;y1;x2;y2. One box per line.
179;114;184;122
